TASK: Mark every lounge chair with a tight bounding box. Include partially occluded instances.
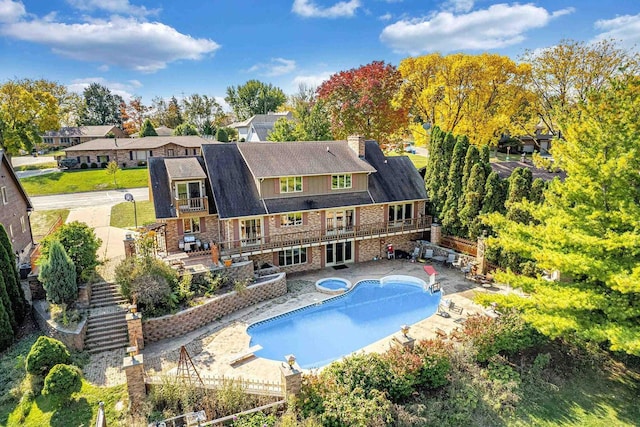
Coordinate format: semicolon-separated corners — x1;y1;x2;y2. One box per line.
445;253;456;267
424;249;434;260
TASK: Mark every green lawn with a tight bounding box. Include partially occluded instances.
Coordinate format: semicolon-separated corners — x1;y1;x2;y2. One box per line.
20;168;149;196
30;209;70;242
13;162;59;171
386;151;428;169
110;200;157;228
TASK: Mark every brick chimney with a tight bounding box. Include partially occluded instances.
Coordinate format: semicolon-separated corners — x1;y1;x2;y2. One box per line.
347;135;366;158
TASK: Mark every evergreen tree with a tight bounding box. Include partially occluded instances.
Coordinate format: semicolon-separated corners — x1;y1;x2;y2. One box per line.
441;137;469;235
459;164;487;238
39;241;77;305
173;123;199;136
434;132;457;215
0;291;13;351
424;126;443;214
165;96;184;128
530;178;547;204
481;171;506;215
216;127;228;142
138;118;158;137
461;145;480;192
0;273;16;332
480;144;492;177
0;224;26;323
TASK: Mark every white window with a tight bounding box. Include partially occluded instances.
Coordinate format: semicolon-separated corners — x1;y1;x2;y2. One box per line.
183;218;200;234
1;186;7;204
77;156;90;164
280;176;302;193
167;149;175;157
279;247;307;266
20;216;26;232
43;137;53;144
331;174;352;190
60;137;70;144
241;218;262;246
134;150;147;160
281;212;303;227
389;203;413;224
97;155;109;163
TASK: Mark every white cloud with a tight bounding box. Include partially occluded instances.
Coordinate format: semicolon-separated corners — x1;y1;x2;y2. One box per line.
442;0;474;13
380;4;574;54
379;12;392;21
1;15;220;72
66;0;159;17
292;0;360;18
292;72;334;89
592;13;640;52
67;77;141;101
248;58;297;76
0;0;25;23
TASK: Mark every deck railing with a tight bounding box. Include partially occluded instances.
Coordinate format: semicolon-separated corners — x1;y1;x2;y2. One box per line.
219;216;431;257
145;374;284;397
175;196;208;215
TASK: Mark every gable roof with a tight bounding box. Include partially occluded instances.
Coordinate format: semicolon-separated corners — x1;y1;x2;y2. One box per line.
490;161;566;182
248;122;274;141
63;135;207;151
44;125;118;138
0;151;33;211
238;141;376;179
364;141;428;203
165;158;207;180
229;112;293;129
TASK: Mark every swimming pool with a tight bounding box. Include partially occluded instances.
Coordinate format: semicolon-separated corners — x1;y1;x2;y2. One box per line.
247;275;441;369
315;277;352;294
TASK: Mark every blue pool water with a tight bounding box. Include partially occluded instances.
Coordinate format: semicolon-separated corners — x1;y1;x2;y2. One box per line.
317;278;350;291
247;276;441;369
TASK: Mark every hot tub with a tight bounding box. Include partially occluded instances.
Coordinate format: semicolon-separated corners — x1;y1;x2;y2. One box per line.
315;277;352;295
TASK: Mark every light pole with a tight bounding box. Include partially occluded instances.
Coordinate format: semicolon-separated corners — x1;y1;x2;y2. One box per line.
124;193;138;230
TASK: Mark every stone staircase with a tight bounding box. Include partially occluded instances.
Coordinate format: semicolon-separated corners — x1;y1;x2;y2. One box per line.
85;282;129;353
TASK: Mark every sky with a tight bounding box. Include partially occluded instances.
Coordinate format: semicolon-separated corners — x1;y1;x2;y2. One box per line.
1;0;639;109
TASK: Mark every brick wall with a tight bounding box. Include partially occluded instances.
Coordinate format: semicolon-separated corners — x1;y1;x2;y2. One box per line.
1;159;33;261
142;272;287;343
163;215;221;252
359;205;385;225
32;300;88;351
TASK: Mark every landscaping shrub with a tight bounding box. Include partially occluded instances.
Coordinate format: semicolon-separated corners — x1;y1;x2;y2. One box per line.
41;363;82;397
38;240;77;304
412;339;453;389
137;160;147;167
25;336;71;376
232;412;276;427
100;162;108;168
80;163;88;169
90;162;98;168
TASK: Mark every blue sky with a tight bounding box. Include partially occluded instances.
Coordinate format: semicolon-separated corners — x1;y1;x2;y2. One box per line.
1;0;639;109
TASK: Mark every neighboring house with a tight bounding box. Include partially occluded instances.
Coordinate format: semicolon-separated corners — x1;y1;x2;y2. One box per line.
229;112;294;142
148;136;431;274
490;161;566;182
42;125;127;148
0;151;34;265
131;126;174;138
62;135;207;168
519;130;554;154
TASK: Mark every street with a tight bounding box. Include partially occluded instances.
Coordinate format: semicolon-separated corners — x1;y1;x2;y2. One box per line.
29;187;149;210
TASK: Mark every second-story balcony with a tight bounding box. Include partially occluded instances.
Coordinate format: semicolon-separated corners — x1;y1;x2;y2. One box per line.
221;216;432;256
175;196;208;216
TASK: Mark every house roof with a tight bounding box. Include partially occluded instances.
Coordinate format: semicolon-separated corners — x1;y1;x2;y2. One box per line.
63;135;207;152
0;151;33;211
148;156;216;219
264;192;373;214
43;125;118;138
165;158;207;180
249;123;274;141
238;141;377;179
490;161;566;181
365;141;428;203
229;112;293;129
155;126;174;136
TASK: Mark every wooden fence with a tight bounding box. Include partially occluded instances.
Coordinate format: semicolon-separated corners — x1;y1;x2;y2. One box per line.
439;235;478;257
30;215;65;270
145;374;285;398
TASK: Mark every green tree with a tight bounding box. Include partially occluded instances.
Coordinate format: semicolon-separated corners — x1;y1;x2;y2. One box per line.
0;291;13;351
139;118;158;137
39;240;77;305
79;83;123;126
441;137;469;235
505;167;533;223
267;117;300;141
0;224;26;324
173;123;199;136
529;178;546;204
461;145;480;192
459;163;487;238
225;80;287;121
42;364;82;397
485;76;640;356
216;127;228;142
26;336;71;376
106;160;120;187
0;274;16;333
301;100;333;141
165;96;184;128
481;171;506;215
40;221;102;284
0;79;60;155
181;94;224;135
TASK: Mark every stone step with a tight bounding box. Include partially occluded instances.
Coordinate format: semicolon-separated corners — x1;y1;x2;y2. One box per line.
87;318;127;332
88;306;127;318
90;299;128;309
86;326;128;341
91;288;122;298
86;336;130;354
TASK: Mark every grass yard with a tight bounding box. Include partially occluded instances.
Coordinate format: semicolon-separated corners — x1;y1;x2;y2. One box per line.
30;209;69;242
13;162;59;171
20;167;149;196
386;151;428;169
110;200;156;228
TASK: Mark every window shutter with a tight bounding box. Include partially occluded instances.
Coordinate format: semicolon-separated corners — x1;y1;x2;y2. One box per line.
177;220;184;236
303;213;308;226
275;216;280;228
185;149;188;155
149;150;153;157
200;217;206;232
129;151;133;160
77;156;80;163
275;179;279;194
106;155;110;161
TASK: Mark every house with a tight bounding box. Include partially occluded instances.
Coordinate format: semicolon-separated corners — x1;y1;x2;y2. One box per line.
42;125;127;148
0;151;34;265
519;130;554;154
131;126;174;138
62;135;207;168
228;112;294;142
148;135;431;273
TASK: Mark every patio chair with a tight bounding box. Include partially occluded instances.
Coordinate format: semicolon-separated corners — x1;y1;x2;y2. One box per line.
445;253;456;267
424;249;434;260
461;264;472;278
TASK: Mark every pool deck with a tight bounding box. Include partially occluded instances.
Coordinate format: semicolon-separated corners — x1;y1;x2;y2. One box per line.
83;259;511;387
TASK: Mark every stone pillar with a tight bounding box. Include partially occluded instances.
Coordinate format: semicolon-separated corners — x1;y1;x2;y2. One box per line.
123;233;136;258
280;363;302;396
431;223;442;246
393;333;415;350
126;312;144;350
123;354;146;407
476;236;487;275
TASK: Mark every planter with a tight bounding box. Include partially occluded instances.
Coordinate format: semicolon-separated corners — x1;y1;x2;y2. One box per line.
224;259;233;267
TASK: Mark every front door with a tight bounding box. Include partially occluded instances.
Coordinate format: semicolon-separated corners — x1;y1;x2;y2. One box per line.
325;241;353;266
241;218;262;246
326;209;354;234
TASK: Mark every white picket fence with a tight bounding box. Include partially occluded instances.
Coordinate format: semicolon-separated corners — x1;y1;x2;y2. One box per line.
145;373;285;398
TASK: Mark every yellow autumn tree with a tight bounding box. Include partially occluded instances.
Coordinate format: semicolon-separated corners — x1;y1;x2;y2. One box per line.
396;53;533;147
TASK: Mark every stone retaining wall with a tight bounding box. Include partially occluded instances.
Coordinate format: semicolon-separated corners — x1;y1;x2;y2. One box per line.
32;300;87;351
142;272;287;343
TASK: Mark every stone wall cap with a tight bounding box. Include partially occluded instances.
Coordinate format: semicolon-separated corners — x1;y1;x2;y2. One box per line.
122;354;144;368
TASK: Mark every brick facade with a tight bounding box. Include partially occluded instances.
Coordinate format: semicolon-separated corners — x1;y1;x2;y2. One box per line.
142;272;287;343
1;154;33;264
64;142;202;169
163;215;221;252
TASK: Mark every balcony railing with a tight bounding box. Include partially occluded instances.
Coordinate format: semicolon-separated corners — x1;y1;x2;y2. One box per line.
175;196;208;215
219;216;431;257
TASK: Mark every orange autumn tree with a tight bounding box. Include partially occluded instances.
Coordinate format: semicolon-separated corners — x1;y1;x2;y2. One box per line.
317;61;408;145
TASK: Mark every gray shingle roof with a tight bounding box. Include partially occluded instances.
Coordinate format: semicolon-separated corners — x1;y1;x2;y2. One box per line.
263;192;373;214
62;135;206;151
44;125;118;137
165;158;207;180
229;112;293;129
250;123;274;141
237;141;376;178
